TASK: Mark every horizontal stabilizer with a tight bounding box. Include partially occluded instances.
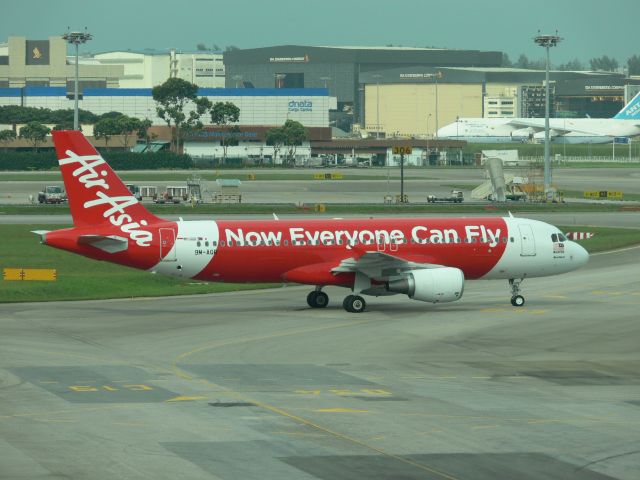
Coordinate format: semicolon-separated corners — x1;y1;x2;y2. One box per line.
31;230;50;243
78;234;129;254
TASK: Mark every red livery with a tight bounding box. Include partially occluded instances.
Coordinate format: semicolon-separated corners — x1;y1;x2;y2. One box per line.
35;131;589;312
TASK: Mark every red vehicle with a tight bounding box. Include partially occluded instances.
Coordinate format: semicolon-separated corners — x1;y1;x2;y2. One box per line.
35;131;588;312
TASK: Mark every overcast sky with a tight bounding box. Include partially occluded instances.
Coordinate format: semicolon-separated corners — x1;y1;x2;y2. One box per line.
2;0;638;65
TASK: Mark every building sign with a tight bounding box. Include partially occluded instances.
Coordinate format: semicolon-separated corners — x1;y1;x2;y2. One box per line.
269;55;309;63
288;100;313;112
25;40;50;65
585;85;621;91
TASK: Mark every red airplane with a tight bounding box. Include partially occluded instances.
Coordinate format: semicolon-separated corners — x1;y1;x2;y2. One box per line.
35;130;589;313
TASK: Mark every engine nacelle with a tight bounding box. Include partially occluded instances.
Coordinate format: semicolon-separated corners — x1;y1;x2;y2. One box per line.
386;267;465;303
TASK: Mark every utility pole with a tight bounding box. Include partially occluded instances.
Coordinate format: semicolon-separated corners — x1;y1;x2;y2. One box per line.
62;28;92;131
534;31;562;200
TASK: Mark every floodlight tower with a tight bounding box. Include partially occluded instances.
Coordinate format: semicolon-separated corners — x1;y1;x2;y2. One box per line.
534;31;562;200
62;28;92;131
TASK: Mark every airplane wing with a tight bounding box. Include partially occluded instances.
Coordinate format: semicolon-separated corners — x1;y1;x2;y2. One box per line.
332;250;443;280
77;234;129;254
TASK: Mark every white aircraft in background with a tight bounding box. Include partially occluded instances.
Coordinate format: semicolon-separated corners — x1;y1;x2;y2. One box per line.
437;91;640;144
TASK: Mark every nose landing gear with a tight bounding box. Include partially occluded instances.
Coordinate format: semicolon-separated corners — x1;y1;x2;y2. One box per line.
509;278;525;307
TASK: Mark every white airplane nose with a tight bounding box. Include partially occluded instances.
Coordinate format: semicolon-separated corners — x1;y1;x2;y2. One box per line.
572;242;589;268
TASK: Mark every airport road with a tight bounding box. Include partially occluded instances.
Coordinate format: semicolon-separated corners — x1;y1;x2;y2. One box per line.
1;167;639;205
2;212;640;229
1;246;639;479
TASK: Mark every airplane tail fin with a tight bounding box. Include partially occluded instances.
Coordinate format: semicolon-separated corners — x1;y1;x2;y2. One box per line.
613;91;640;119
52;130;161;228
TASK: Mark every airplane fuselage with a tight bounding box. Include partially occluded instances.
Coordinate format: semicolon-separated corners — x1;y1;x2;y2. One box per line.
44;216;588;285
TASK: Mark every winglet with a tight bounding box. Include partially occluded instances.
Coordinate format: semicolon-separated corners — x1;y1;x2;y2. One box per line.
273;213;279;220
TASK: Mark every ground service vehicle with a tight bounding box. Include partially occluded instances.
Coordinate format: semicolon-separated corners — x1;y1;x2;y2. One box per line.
427;190;464;203
37;186;66;204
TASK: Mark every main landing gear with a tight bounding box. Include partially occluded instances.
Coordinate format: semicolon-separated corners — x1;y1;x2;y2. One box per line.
307;287;329;308
306;288;367;313
509;278;525;307
343;295;366;313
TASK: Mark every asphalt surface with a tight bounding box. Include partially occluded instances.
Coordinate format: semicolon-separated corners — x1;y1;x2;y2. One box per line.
2;167;640;204
1;245;639;479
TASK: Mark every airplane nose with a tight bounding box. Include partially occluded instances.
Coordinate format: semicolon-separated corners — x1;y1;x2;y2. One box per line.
572;242;589;268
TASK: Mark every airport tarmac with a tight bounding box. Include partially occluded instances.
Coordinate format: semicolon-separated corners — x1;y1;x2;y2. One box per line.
1;245;639;479
2;167;639;205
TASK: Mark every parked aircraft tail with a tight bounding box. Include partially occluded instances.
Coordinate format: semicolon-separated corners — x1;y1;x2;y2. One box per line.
613;91;640;119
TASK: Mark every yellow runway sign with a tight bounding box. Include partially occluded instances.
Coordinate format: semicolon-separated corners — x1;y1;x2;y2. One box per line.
3;268;57;281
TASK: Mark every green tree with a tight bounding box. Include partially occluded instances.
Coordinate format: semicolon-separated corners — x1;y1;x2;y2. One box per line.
281;119;308;167
556;59;585;71
53;121;75;131
628;55;640;76
209;101;240;165
0;129;16;151
265;127;285;165
590;55;618;72
93;117;120;150
136;118;154;147
19;122;50;151
152;77;208;152
116;115;142;148
501;53;513;67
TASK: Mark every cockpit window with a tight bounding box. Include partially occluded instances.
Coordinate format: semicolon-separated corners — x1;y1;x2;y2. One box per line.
551;233;558;242
558;233;566;242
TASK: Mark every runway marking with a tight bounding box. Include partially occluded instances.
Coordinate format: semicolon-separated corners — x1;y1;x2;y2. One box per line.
592;244;640;256
34;418;77;424
165;396;208;402
314;408;370;413
0;405;131;421
294;389;321;395
470;425;500;430
271;431;327;438
544;295;568;299
172;321;461;480
472;376;492;379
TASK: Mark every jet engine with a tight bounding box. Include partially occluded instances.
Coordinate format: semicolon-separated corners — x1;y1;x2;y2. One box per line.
385;267;465;303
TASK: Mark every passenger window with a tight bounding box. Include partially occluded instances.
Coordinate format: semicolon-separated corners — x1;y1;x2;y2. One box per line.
228;241;233;247
197;241;201;247
213;241;217;247
284;240;289;246
510;237;514;242
205;241;209;247
220;241;226;247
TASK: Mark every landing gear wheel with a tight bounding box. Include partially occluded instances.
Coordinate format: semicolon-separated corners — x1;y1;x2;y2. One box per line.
508;279;525;307
343;295;366;313
511;295;525;307
307;291;329;308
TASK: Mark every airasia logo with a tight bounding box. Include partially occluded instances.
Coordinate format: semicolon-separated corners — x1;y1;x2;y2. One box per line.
59;150;153;247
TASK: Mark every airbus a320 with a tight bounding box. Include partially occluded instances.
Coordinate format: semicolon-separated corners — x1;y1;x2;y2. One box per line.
34;131;589;312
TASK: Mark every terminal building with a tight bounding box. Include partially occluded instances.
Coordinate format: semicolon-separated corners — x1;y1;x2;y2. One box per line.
224;45;640;138
0;87;331;128
0;36;225;90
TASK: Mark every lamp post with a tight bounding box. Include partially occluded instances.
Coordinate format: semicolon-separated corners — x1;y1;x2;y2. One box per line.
232;74;243;88
426;113;432;165
534;31;562;200
62;28;92;131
